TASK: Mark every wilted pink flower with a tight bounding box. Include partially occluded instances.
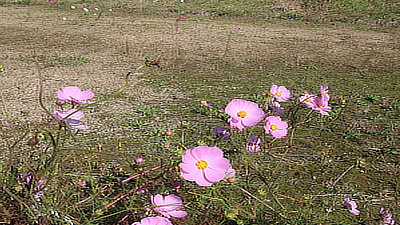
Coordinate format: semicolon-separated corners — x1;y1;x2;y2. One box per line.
165;130;173;136
135;157;144;163
269;85;291;102
132;216;173;225
57;86;94;105
299;93;317;108
78;181;86;187
320;84;330;101
311;96;331;116
201;100;213;108
344;195;360;216
264;116;288;138
214;127;230;141
225;99;265;131
53;109;88;130
151;194;187;218
269;98;284;115
179;146;231;186
380;208;395;225
247;135;261;154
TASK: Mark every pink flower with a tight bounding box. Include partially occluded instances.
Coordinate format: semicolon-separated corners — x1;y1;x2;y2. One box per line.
269;85;291;102
53;109;88;130
299;93;317;108
344;195;360;216
235;27;240;30
380;208;395;225
264;116;288;138
179;146;231;186
78;181;86;187
247;135;261;154
179;15;184;19
151;194;187;218
24;8;27;11
165;130;173;136
132;216;173;225
57;86;94;105
320;84;330;101
225;99;265;131
311;96;331;116
135;157;144;163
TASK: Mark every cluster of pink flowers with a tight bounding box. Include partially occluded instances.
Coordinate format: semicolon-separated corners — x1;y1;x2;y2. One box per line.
54;87;94;130
299;84;332;115
225;98;288;139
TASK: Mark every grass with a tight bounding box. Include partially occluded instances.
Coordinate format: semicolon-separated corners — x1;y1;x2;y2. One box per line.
0;0;399;224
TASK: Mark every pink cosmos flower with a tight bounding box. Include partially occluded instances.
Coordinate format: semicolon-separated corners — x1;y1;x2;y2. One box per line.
57;86;94;105
132;216;173;225
53;109;88;130
269;85;291;102
380;208;395;225
247;135;261;154
151;194;187;218
264;116;288;138
225;99;265;131
320;84;330;101
269;98;284;115
299;93;317;108
344;195;360;216
179;146;231;186
311;96;331;116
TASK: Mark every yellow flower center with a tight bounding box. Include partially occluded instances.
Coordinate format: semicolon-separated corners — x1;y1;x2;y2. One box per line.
271;125;277;131
276;92;282;97
305;98;311;102
196;160;208;169
317;103;323;108
201;101;207;106
248;143;253;147
237;111;247;118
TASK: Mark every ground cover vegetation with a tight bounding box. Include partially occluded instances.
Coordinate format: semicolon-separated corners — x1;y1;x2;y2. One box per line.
0;0;399;224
